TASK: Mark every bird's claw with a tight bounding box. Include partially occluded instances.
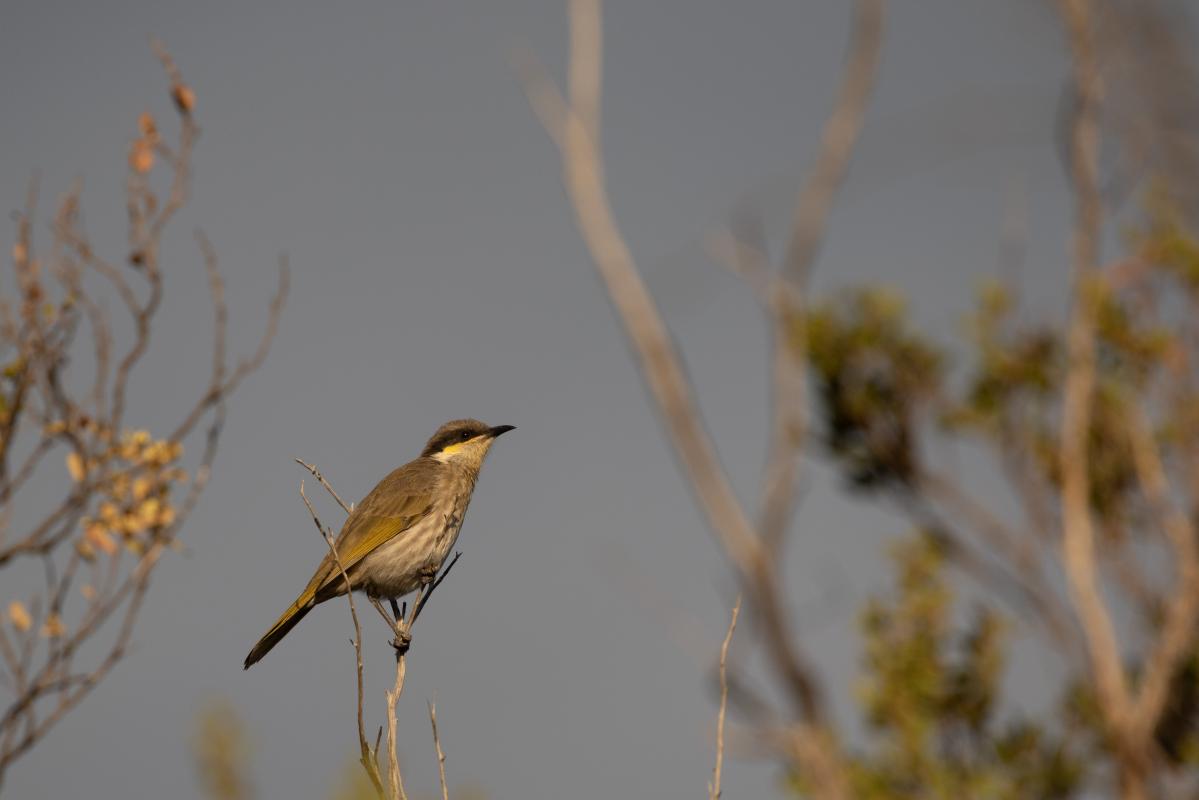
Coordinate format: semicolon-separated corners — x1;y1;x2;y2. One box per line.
390;628;412;655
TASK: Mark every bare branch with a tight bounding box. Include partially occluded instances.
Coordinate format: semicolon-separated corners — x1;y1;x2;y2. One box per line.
167;257;288;445
526;0;762;579
299;480;384;798
709;596;741;800
704;222;771;306
429;700;449;800
295;458;353;515
1126;404;1199;744
917;469;1081;655
387;657;408;800
0;42;285;785
510;49;568;151
1056;0;1143;794
520;2;879;795
195;231;228;390
1056;0;1128;721
760;0;885;552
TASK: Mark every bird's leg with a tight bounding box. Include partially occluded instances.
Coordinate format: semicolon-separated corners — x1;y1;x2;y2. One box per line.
413;586;430;626
373;596;410;654
369;596;405;642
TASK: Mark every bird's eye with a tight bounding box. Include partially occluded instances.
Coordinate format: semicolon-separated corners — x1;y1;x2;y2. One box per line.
459;431;472;442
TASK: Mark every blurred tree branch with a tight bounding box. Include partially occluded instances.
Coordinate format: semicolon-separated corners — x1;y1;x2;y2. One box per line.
527;0;1199;797
1055;0;1132;766
0;45;287;788
523;0;885;796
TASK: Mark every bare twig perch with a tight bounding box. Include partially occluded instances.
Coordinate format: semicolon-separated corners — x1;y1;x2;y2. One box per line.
298;479;384;797
296;460;461;800
383;553;461;800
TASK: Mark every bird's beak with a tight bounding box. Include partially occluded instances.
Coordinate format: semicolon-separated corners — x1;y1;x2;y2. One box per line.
489;424;516;438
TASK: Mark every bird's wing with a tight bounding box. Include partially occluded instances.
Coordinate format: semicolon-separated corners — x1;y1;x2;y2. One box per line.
310;460;440;596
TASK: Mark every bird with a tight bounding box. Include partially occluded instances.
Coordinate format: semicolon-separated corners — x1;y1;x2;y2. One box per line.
244;418;514;669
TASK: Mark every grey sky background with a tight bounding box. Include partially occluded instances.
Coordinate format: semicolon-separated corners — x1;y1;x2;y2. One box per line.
0;1;1126;797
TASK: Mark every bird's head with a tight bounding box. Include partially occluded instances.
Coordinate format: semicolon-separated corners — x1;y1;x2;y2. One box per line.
422;418;515;469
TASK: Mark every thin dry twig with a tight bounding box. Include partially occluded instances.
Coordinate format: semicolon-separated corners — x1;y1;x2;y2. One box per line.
295;458;353;515
300;459;464;800
381;553;462;800
0;44;285;786
299;450;461;800
709;596;741;800
299;479;384;798
429;700;449;800
386;662;407;800
917;469;1080;654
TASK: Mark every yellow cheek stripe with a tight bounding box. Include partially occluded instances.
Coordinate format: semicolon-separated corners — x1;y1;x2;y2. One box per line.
440;437;482;457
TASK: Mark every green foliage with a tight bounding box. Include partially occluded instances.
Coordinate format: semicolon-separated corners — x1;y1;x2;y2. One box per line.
330;762;384;800
846;533;1083;800
1153;653;1199;767
806;289;945;490
798;194;1199;797
1137;185;1199;291
193;700;254;800
940;279;1060;439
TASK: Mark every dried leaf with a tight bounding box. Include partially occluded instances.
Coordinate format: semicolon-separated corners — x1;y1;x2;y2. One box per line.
129;141;155;174
41;613;65;638
137;111;159;141
65;451;85;482
119;513;142;535
132;476;153;501
75;538;96;562
171;83;196;113
7;601;31;632
85;523;117;555
137;498;161;527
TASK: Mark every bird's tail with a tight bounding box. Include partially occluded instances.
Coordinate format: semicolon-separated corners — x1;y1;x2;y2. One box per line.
244;596;314;669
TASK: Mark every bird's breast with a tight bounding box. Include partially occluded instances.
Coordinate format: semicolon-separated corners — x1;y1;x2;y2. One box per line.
354;489;473;599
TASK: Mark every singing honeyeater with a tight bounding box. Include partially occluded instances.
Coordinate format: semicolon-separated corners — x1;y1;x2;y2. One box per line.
243;419;514;669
